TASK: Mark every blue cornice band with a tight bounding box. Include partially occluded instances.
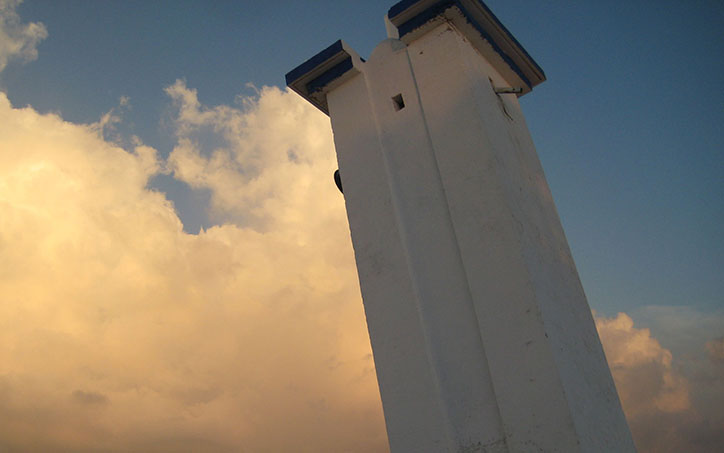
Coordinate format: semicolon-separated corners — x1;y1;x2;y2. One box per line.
306;57;354;94
388;0;425;19
454;1;531;89
466;0;545;79
393;0;456;40
388;0;543;89
285;40;345;86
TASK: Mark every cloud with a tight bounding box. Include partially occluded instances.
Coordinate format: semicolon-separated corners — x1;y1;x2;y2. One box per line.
1;76;722;452
0;0;47;73
0;89;387;452
72;390;109;406
596;312;724;452
165;79;337;232
596;312;690;416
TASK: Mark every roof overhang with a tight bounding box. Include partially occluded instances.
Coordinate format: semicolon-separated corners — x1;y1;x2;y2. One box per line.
285;40;364;115
388;0;545;95
285;1;546;115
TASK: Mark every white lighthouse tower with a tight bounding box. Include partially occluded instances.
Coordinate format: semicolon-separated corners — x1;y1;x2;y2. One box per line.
287;1;636;452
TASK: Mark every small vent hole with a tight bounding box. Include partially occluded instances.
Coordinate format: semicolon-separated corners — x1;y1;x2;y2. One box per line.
392;94;405;111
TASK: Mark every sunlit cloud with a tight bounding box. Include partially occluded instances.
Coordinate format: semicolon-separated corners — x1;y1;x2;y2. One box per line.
0;88;386;452
596;312;690;416
165;80;338;232
0;74;722;451
596;312;724;452
0;0;47;73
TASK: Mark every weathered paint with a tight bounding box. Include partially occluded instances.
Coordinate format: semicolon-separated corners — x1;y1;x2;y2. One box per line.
286;1;636;452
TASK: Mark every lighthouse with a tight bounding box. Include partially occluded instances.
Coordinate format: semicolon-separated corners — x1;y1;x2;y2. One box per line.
286;1;636;451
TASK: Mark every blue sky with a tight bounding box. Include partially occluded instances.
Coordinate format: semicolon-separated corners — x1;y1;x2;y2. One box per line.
0;1;722;451
4;0;721;318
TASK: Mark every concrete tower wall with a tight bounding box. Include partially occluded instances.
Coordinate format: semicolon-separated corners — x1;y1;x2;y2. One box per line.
403;23;635;451
326;24;634;452
328;37;507;452
286;1;636;451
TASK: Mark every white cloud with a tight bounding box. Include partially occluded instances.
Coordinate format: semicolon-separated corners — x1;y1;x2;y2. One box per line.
165;80;338;232
596;312;690;416
596;311;724;452
1;74;722;451
0;89;387;452
0;0;47;73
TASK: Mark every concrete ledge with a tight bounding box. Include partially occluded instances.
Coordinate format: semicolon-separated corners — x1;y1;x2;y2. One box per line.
387;0;545;95
285;40;363;115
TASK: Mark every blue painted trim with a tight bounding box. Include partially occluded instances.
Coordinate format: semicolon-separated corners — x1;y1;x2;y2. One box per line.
469;0;545;79
388;0;544;87
394;0;455;39
388;0;423;19
285;40;344;86
454;1;531;89
306;57;353;93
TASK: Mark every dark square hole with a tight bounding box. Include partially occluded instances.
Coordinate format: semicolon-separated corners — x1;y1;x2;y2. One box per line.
392;94;405;111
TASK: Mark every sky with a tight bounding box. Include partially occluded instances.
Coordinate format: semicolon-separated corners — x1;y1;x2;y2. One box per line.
0;0;722;451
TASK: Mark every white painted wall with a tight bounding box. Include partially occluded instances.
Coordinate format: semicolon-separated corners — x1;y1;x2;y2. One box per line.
326;22;635;453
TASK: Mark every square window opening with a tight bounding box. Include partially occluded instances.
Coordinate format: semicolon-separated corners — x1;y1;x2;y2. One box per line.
392;94;405;111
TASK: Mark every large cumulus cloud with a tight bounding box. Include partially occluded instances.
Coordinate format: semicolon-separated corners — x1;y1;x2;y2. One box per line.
596;312;724;452
0;88;387;452
0;5;721;446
